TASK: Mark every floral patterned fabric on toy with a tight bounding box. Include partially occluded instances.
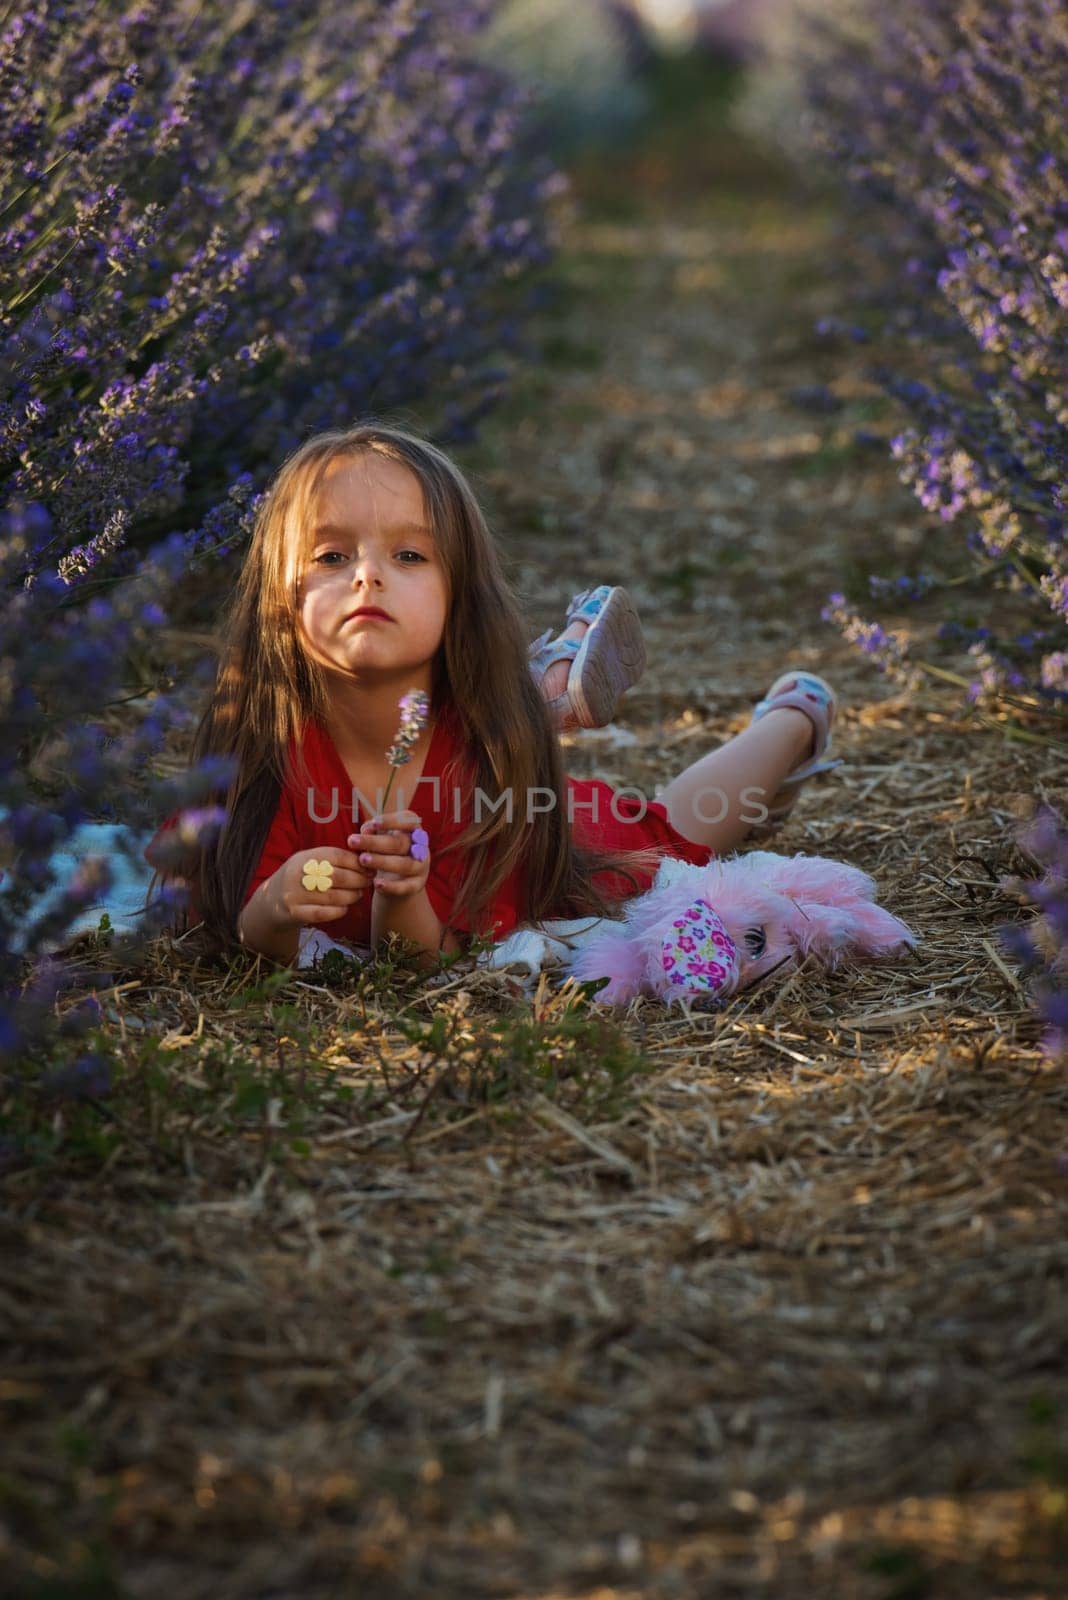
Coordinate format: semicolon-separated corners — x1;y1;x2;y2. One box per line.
659;897;740;1002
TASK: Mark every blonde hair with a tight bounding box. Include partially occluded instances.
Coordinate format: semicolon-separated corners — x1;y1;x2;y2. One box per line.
160;419;664;952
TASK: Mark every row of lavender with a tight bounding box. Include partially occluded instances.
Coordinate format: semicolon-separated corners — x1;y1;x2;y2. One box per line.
1;0;561;1064
753;0;1066;1052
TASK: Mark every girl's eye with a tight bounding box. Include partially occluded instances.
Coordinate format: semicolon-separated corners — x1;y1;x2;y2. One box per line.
311;549;427;565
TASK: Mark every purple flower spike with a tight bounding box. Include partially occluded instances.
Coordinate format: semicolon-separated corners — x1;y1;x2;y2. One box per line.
381;690;431;813
386;690;430;769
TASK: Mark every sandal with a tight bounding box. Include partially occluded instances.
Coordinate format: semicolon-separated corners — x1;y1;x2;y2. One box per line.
528;585;647;730
747;670;842;838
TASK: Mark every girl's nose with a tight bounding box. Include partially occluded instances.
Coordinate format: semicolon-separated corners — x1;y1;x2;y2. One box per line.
352;552;385;589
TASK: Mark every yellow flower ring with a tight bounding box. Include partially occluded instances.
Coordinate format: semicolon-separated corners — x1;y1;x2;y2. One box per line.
301;858;335;894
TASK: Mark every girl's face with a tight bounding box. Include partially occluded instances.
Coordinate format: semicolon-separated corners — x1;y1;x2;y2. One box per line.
298;451;448;684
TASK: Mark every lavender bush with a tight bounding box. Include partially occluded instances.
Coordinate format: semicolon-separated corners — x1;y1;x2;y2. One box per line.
740;0;1066;1036
744;0;1066;719
0;0;561;1068
1001;806;1068;1062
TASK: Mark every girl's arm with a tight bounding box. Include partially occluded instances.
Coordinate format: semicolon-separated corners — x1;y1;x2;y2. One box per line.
237;874;303;966
370;884;461;962
351;811;461;962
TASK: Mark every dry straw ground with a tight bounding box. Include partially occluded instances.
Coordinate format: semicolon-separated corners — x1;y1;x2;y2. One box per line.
3;64;1067;1600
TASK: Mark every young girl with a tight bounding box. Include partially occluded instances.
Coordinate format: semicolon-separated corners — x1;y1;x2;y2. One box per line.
147;421;838;966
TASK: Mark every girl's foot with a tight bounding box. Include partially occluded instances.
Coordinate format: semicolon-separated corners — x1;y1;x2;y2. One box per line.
529;585;647;730
746;670;841;839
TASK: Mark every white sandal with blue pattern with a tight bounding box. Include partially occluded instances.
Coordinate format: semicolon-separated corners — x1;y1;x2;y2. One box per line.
528;585;647;730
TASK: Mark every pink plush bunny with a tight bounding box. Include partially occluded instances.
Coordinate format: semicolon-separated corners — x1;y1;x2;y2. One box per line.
567;849;915;1008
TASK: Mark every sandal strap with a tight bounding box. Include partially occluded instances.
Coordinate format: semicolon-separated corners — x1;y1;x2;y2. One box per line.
773;754;843;792
528;584;614;674
528;633;583;676
565;584;612;627
746;672;839;835
751;672;836;767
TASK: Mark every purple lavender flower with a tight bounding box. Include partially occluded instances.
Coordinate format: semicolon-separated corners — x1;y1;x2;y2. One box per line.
821;592;923;688
380;689;430;812
385;690;431;771
868;573;937;603
1000;806;1068;1060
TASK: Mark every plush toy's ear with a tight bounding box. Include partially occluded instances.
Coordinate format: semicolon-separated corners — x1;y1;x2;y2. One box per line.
749;851;880;907
568;922;646;1004
785;897;916;964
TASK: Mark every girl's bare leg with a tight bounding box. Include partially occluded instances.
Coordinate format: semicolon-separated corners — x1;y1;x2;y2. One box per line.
658;708;814;855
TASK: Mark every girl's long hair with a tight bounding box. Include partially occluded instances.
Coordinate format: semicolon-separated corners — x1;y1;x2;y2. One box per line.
156;419;667;953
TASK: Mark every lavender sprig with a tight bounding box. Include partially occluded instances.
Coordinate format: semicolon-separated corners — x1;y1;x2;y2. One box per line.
380;689;430;813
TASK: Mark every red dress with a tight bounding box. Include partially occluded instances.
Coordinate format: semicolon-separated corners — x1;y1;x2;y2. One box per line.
147;708;713;943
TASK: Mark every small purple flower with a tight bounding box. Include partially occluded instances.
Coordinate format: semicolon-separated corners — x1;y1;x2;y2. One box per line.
40;1053;113;1102
410;827;430;863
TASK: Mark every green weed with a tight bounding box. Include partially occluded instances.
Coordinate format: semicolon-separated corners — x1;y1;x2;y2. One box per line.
1;933;650;1179
1019;1392;1068;1527
860;1543;935;1600
392;989;648;1125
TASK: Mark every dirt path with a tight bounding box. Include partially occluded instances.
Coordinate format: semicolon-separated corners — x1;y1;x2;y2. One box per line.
7;95;1068;1600
430;137;1068;1596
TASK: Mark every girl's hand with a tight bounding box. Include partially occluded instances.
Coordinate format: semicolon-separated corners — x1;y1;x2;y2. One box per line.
348;811;430;898
277;847;372;925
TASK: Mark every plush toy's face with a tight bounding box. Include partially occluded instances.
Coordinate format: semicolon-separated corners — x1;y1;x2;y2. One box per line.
657;902;802;1008
658;898;739;1002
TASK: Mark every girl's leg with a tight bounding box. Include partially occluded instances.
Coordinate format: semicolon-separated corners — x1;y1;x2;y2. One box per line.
540;616;586;704
658;708;815;855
